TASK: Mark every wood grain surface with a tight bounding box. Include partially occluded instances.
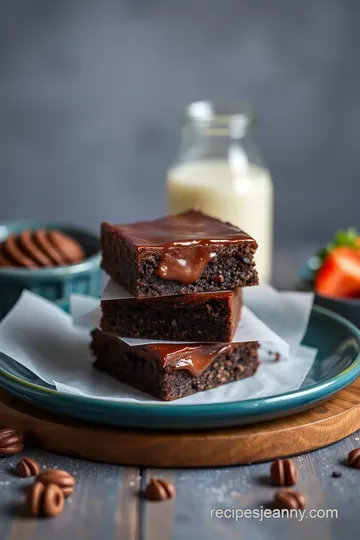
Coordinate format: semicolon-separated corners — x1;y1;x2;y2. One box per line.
0;449;141;540
1;379;360;467
1;436;359;540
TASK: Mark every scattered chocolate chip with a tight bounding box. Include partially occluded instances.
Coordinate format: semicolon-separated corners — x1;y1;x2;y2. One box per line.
274;489;306;510
0;428;24;456
16;457;41;478
37;469;75;497
331;471;342;478
27;481;64;518
212;274;224;284
348;448;360;468
145;478;175;501
270;459;298;486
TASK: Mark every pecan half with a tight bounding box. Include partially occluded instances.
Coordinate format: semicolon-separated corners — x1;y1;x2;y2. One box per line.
348;448;360;469
37;469;75;497
145;478;175;501
0;428;24;456
274;489;306;510
270;459;298;486
27;481;64;517
16;457;41;478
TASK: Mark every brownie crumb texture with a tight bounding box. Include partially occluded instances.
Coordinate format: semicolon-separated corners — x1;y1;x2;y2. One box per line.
91;329;260;401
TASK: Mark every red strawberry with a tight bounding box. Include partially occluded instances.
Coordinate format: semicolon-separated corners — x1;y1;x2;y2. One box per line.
315;247;360;298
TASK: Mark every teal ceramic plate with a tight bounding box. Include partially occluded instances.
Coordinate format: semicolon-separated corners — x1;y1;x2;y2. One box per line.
0;303;359;430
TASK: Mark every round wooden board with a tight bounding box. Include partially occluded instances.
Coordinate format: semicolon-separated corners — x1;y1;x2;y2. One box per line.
1;381;360;467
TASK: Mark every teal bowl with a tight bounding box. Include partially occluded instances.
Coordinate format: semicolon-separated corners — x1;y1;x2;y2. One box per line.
0;221;101;318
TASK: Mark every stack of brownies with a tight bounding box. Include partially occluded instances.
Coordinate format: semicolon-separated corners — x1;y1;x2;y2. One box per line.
91;209;260;401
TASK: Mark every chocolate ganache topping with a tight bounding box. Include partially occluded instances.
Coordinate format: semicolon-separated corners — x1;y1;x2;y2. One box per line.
0;229;85;268
156;242;218;284
116;209;256;285
148;342;235;377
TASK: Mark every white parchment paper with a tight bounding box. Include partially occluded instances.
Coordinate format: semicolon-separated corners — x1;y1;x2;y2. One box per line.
86;279;315;354
0;290;317;405
74;296;290;354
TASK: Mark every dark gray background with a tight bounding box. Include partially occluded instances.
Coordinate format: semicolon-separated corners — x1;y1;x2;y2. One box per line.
1;0;359;247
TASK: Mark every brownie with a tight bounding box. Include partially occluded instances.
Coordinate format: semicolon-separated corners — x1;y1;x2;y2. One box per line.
91;328;260;401
100;288;242;342
101;209;258;298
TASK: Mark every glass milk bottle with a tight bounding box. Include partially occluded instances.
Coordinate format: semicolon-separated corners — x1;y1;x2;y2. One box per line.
167;101;273;284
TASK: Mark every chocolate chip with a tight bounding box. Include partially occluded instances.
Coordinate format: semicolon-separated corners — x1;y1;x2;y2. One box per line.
212;274;224;284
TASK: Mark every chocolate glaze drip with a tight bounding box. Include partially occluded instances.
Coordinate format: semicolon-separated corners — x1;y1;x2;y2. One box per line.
0;230;85;268
156;242;217;283
112;209;256;285
148;343;232;377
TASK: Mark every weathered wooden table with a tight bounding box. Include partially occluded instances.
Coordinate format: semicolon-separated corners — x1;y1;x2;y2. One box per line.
0;247;357;539
1;436;359;540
